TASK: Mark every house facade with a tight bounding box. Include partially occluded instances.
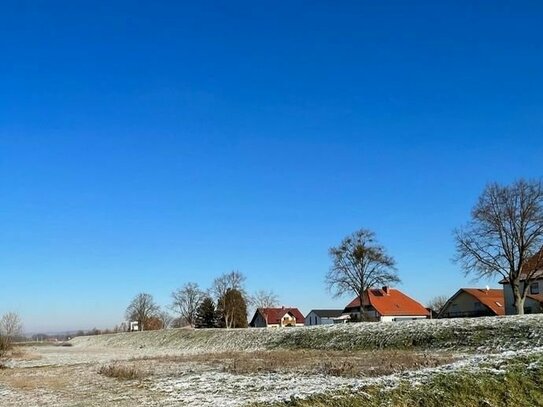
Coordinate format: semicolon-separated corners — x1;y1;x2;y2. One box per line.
500;248;543;315
343;286;429;322
438;288;505;318
501;275;543;315
249;307;305;328
304;309;347;326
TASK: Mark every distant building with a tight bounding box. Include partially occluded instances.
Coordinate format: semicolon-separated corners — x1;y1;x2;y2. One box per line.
438;288;505;318
249;307;305;328
500;247;543;315
343;286;429;322
305;309;347;326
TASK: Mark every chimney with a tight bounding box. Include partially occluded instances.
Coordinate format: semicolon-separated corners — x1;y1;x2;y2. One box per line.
382;286;390;295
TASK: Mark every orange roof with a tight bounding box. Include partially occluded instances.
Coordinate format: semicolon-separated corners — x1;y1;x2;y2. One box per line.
460;288;505;315
527;294;543;304
499;247;543;283
345;288;429;317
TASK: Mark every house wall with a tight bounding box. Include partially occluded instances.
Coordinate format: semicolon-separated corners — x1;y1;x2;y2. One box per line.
503;280;542;315
304;312;335;326
440;291;497;318
251;312;268;328
380;315;427;322
280;313;295;327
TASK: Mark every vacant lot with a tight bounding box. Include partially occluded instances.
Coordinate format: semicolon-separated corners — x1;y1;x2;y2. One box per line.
1;316;543;406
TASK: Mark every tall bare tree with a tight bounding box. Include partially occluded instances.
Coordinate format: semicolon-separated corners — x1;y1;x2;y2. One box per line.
170;282;205;327
158;310;174;329
427;295;449;314
250;290;279;309
125;293;160;331
326;229;399;318
455;179;543;314
212;270;247;328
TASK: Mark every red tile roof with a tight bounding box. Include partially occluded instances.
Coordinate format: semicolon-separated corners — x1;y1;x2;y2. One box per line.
527;294;543;304
461;288;505;316
344;288;429;317
255;307;305;325
500;247;543;283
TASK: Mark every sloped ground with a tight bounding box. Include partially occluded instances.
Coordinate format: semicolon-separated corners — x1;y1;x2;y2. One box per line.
1;315;543;406
71;314;543;352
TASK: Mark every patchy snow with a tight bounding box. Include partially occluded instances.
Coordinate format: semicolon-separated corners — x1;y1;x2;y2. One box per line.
2;315;543;406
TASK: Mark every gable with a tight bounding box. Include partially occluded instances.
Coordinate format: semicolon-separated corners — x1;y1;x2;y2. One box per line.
252;307;305;325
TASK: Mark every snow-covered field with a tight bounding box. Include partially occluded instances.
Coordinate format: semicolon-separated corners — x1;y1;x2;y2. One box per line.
1;315;543;406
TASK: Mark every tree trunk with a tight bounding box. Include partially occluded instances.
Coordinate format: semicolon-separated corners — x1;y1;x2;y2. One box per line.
512;282;525;315
358;294;366;321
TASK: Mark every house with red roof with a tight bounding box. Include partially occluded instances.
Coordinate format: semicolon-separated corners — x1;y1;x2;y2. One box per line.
343;286;429;322
438;288;505;318
249;307;305;328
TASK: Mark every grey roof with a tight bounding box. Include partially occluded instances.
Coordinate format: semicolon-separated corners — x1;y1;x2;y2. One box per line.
308;309;344;318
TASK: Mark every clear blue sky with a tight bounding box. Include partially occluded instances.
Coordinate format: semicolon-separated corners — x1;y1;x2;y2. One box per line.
1;1;542;332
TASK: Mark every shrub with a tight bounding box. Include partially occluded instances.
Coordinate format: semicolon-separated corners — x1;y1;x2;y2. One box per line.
0;335;11;358
98;363;144;380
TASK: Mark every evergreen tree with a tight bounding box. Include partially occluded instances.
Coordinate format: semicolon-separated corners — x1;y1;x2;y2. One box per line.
195;297;216;328
216;288;248;328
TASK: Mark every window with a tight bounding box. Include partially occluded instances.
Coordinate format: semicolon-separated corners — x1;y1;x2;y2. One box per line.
530;282;540;295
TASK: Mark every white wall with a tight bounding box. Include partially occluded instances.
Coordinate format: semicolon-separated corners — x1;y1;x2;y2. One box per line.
380;315;427;322
503;280;542;315
305;312;336;326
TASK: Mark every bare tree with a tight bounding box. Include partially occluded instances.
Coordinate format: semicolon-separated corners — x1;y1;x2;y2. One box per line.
212;271;247;328
158;310;174;329
125;293;160;331
250;290;279;309
455;179;543;315
0;312;23;348
170;282;205;327
326;229;400;319
0;312;23;340
427;295;449;314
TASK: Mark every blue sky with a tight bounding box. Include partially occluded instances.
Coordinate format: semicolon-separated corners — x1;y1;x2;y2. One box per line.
1;1;542;332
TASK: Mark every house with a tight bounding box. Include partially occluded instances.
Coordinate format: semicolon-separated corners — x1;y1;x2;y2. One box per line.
249;307;305;328
500;247;543;315
343;286;429;322
305;309;348;326
438;288;505;318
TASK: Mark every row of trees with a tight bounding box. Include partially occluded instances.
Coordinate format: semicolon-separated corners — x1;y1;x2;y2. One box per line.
125;271;280;330
123;178;540;329
325;178;543;316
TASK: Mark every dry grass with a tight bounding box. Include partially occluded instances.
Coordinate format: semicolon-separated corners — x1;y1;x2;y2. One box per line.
131;349;456;377
2;374;68;391
98;363;145;380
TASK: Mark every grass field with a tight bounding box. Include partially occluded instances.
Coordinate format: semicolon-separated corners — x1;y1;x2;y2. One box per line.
1;315;543;406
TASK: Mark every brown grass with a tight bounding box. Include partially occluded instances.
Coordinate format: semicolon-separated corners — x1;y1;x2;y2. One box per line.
131;349;456;377
3;375;68;391
98;363;145;380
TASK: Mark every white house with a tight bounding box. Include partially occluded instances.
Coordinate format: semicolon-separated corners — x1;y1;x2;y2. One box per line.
304;309;347;326
249;307;305;328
